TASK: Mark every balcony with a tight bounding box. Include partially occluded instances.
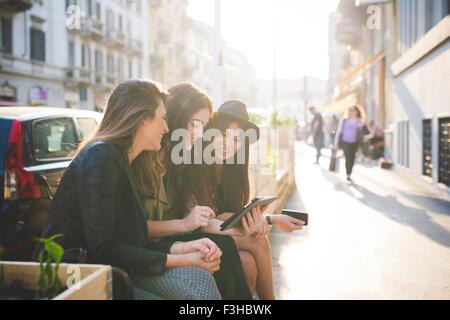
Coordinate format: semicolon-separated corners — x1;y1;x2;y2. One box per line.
335;18;362;48
158;29;171;43
94;72;106;86
67;16;104;40
103;29;127;49
104;30;117;48
115;31;127;49
64;67;92;88
106;73;117;89
0;0;32;13
150;54;164;67
148;0;162;7
127;38;144;56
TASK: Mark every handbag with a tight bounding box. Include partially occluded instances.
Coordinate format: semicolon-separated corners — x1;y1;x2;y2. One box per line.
329;150;339;172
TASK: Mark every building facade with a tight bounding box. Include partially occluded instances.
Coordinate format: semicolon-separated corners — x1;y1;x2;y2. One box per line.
392;0;450;191
182;17;214;95
148;0;187;87
0;0;149;110
327;0;450;193
0;0;66;107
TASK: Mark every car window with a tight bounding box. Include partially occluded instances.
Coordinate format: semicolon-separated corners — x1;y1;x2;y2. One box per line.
0;119;12;170
33;118;77;160
77;117;98;141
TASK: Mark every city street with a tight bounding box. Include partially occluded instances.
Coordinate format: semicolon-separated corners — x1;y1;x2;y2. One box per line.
271;142;450;300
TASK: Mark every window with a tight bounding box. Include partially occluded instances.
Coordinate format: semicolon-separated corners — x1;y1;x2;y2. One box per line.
33;118;77;160
95;2;102;20
81;44;90;68
0;17;13;54
397;121;410;168
66;0;77;10
118;15;123;32
107;54;115;74
128;60;133;78
438;117;450;187
80;86;88;102
423;119;432;178
77;117;98;140
68;41;75;66
30;28;46;61
0;119;12;170
106;9;115;29
77;0;93;16
135;0;142;13
118;58;124;81
95;50;103;72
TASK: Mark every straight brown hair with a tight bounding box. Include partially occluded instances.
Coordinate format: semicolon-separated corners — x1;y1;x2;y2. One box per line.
78;80;168;199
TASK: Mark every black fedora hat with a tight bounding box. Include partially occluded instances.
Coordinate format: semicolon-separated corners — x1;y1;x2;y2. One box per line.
216;100;260;142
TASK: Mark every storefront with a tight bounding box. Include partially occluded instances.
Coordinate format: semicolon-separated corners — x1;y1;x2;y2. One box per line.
0;81;17;105
28;85;49;106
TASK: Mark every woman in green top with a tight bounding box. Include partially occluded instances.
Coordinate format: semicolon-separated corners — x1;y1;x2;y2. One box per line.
136;82;254;299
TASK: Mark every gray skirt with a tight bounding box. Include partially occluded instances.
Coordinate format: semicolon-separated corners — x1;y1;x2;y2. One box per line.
132;267;222;300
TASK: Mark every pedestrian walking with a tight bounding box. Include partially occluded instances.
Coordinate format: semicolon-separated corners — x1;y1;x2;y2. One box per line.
308;106;325;164
333;105;368;183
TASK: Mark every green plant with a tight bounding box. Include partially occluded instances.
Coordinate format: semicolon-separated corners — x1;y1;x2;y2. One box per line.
36;235;64;300
249;112;264;126
271;111;294;127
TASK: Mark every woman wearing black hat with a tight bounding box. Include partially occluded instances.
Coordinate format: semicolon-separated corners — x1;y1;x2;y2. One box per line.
181;100;306;300
137;83;254;300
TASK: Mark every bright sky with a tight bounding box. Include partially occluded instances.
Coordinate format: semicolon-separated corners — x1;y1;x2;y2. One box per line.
187;0;340;81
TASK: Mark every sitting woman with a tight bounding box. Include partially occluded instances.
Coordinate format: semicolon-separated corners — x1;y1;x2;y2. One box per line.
42;80;223;300
139;82;254;300
181;100;306;300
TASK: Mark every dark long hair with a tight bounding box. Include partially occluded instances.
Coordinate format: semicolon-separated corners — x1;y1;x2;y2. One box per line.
182;113;251;215
163;82;213;216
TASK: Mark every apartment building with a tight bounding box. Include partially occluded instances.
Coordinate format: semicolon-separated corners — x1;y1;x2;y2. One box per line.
0;0;149;109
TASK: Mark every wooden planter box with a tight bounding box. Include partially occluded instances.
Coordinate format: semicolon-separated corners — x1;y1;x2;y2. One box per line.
0;262;112;300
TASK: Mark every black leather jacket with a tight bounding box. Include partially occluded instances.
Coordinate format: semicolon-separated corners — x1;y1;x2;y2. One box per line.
43;141;171;276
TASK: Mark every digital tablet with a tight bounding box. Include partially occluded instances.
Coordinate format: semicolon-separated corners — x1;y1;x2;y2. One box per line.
220;196;278;231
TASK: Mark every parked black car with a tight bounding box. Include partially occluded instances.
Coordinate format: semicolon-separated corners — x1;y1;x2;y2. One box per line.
0;107;102;261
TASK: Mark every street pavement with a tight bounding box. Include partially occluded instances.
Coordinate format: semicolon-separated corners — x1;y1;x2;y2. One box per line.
270;142;450;299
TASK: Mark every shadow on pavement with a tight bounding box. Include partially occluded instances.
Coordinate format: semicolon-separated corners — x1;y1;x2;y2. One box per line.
319;166;450;248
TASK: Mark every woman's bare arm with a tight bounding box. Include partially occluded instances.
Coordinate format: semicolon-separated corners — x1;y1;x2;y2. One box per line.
200;218;243;236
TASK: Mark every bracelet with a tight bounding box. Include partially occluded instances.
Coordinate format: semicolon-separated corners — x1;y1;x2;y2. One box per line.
266;215;272;225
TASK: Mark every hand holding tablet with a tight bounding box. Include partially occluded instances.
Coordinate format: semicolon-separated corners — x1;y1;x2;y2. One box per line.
220;196;278;231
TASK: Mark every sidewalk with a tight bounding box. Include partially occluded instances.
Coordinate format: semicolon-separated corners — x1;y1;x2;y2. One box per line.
270;142;450;299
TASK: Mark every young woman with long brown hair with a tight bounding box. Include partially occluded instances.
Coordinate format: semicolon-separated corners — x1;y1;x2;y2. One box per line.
42;80;223;300
140;82;254;299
